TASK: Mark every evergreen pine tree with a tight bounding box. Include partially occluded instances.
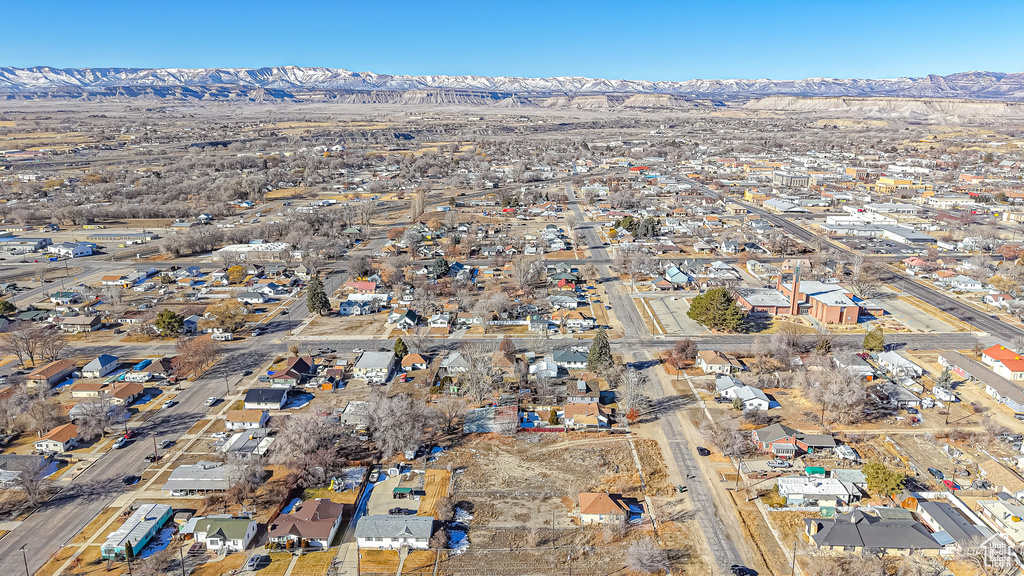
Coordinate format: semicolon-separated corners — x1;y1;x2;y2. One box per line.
863;326;885;352
306;274;331;315
686;287;745;332
394;337;408;360
587;329;612;371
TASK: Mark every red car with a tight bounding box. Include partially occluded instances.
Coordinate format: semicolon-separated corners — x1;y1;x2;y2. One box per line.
124;429;137;439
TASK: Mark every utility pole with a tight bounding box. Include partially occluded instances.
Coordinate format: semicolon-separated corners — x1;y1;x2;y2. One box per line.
178;544;186;576
790;536;798;576
153;434;159;462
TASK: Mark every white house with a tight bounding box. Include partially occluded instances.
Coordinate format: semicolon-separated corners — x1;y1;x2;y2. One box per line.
696;350;744;374
949;275;984;292
225;410;269;431
353;352;395;383
34;423;78;453
777;476;859;506
192;517;258;552
243;388;287;410
354;515;434;550
237;292;268;305
875;351;924;378
81;354;119;379
715;375;771;410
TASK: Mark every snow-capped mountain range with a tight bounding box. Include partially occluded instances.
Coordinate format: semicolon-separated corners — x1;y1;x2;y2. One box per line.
2;66;1024;101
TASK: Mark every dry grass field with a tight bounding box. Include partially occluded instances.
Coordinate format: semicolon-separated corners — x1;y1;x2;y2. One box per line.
417;469;451;516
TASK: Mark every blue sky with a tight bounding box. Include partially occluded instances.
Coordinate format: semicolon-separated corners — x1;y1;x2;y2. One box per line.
5;1;1023;80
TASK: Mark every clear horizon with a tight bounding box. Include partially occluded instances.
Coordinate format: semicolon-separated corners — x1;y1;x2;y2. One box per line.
4;0;1023;81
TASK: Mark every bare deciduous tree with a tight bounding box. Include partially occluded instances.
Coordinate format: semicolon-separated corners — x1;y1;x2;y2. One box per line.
625;537;669;574
269;404;341;487
367;391;430;458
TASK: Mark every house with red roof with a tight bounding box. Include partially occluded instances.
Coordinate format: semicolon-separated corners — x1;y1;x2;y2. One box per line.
981;344;1024;380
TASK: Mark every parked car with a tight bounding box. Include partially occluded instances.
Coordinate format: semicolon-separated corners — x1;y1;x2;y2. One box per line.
730;565;753;576
245;555;265;571
927;467;945;480
145;453;158;462
205;397;219;406
112;437;128;449
121;475;139;485
241;370;252;377
158;440;174;450
767;460;791;469
162;400;175;409
696;447;711;457
212;432;230;439
250;328;263;337
369;469;380;483
123;429;137;439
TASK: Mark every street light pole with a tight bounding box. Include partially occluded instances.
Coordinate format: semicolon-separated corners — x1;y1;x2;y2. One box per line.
20;545;29;576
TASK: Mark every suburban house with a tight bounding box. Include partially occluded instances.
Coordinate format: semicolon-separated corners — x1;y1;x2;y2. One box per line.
834;353;876;380
237;291;268;305
578;492;628;525
355;515;434;550
915;500;994;555
563;402;608;429
81;354;119;378
268;356;316;387
26;359;77;389
225;410;269;431
59;315;101;333
777;476;860;506
70;381;143;405
192;516;259;552
34;423;79;453
875;351;924;379
267;499;344;548
400;353;429;372
715;375;770;410
552;310;595;331
243;388;287;410
101;504;174;560
805;510;941;555
695;350;744;374
553;348;589;370
353;351;395;384
751;423;836;457
161;461;232;497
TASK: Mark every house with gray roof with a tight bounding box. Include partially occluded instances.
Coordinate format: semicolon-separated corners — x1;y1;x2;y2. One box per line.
162;461;234;497
193;516;258;552
917;500;994;554
805;509;942;555
355;515;434;550
353;351;395;383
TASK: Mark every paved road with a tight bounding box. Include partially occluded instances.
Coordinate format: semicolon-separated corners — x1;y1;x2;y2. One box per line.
566;184;745;571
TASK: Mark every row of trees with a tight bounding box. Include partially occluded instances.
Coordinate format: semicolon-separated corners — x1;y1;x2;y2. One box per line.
0;322;68;367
